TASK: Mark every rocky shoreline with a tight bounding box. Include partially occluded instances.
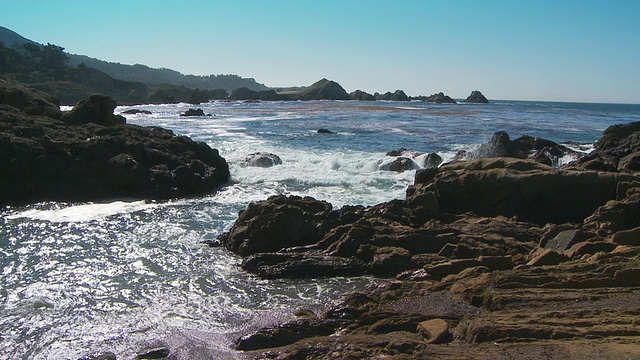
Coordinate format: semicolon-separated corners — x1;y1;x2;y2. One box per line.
217;121;640;358
0;80;230;206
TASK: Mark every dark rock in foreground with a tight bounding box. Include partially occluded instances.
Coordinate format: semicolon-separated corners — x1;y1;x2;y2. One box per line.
464;90;489;103
222;122;640;357
0;81;230;206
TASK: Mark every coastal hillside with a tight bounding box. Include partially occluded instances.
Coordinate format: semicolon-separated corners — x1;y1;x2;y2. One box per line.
0;26;267;104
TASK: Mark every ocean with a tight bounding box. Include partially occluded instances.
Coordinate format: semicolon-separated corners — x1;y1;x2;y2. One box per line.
1;100;639;359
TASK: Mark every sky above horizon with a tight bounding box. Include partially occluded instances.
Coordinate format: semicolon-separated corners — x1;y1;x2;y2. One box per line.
2;0;639;103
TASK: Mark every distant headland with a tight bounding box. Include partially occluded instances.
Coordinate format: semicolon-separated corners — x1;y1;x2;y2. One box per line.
0;26;488;106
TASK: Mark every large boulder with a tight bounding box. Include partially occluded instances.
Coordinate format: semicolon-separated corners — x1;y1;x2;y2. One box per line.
61;94;125;126
569;121;640;172
0;80;61;118
464;90;489;103
474;131;576;165
0;84;230;205
220;195;334;256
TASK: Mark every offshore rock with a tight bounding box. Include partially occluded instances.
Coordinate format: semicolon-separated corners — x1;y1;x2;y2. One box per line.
0;82;230;206
122;109;152;115
350;89;376;101
424;92;457;104
378;157;418;172
179;108;207;117
299;78;351;100
375;90;410;101
464;90;489;103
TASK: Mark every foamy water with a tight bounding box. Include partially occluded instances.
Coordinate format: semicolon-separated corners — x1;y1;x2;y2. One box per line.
2;100;639;359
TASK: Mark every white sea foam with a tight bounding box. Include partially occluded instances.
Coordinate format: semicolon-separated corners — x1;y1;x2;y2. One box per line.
5;200;155;222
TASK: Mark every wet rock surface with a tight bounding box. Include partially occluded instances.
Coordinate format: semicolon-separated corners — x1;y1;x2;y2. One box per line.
0;81;229;205
222;122;640;359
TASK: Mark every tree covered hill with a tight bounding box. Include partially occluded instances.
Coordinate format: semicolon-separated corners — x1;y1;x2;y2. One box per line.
0;26;268;104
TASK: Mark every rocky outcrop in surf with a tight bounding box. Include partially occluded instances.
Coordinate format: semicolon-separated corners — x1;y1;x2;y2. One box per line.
220;122;640;358
464;90;489;103
375;90;410;101
567;121;640;172
240;152;283;168
0;81;230;206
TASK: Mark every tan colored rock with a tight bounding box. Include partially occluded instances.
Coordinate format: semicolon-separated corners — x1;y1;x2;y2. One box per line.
417;318;450;344
611;226;640;245
526;248;569;266
564;241;617;258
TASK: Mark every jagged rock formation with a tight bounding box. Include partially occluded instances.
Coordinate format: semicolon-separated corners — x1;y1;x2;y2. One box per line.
0;81;230;205
219;122;640;358
350;90;376;101
375;90;410;101
421;92;457;104
464;90;489;103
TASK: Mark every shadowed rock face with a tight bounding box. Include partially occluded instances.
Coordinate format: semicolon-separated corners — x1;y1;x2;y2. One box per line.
568;121;640;172
0;81;230;205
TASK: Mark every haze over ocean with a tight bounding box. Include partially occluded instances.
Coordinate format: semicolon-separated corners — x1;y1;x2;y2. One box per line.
2;0;639;103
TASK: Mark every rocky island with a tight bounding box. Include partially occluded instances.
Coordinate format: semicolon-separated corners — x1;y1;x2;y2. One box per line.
217;121;640;359
0;80;230;206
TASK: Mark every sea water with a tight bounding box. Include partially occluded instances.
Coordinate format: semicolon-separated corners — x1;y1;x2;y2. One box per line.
1;100;639;359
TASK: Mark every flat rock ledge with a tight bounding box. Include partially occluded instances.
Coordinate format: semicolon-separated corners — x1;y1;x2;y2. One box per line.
219;122;640;359
0;80;230;205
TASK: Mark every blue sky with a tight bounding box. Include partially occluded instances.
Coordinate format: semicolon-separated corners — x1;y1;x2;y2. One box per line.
2;0;639;103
